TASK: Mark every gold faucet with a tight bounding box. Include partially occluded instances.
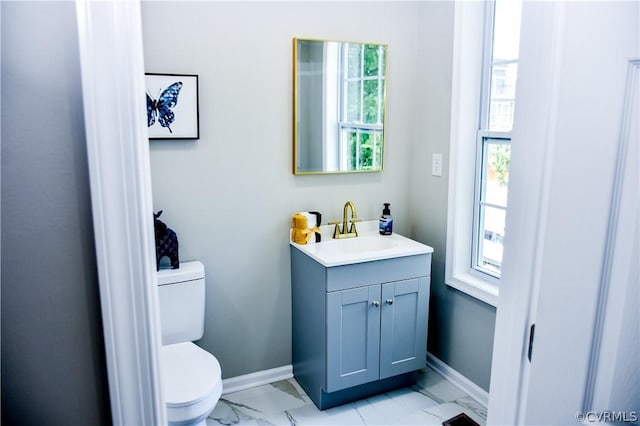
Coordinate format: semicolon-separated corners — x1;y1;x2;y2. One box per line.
329;201;362;239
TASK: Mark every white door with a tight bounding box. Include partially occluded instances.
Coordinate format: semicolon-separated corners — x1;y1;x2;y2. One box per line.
488;2;639;425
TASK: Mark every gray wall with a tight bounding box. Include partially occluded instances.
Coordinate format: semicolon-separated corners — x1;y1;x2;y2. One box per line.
0;4;499;423
408;2;496;391
142;0;496;391
143;0;419;380
1;2;112;424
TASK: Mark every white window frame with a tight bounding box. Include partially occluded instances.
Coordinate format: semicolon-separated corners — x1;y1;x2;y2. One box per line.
446;0;505;306
472;133;510;278
473;0;517;281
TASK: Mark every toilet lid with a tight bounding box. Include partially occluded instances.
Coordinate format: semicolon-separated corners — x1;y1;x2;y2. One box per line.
160;342;222;407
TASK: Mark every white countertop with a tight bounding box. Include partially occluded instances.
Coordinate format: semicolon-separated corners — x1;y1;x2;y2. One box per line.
290;220;433;267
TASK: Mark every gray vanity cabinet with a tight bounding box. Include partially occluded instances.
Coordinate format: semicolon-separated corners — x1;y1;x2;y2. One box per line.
326;278;429;392
291;246;431;410
379;278;429;378
326;284;381;391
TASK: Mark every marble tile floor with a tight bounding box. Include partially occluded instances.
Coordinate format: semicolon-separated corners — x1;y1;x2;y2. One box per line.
206;366;487;426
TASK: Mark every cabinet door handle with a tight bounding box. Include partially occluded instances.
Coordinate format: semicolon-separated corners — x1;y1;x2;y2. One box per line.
372;301;380;307
386;299;394;305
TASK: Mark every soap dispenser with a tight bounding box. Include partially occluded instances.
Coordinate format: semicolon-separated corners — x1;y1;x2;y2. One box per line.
379;203;393;235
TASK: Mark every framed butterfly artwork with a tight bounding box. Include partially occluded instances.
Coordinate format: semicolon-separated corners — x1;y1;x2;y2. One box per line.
145;73;199;139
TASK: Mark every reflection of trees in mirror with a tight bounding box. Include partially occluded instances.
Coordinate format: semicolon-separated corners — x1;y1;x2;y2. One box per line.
342;43;385;170
347;45;361;77
347;131;382;170
344;44;385;125
363;80;381;123
364;44;381;76
349;132;373;169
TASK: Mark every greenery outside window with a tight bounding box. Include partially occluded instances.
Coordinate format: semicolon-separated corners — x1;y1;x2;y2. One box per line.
339;43;385;171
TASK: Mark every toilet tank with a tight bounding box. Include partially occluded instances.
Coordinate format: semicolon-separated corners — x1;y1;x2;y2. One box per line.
157;261;205;345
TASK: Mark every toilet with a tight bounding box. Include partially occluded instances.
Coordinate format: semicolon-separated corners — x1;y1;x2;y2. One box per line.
157;261;223;426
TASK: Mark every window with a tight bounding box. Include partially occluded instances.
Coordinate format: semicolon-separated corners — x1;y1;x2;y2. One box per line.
445;0;522;305
339;43;385;171
472;0;522;278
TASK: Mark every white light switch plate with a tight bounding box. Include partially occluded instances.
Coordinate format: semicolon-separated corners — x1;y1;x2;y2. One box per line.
432;153;442;176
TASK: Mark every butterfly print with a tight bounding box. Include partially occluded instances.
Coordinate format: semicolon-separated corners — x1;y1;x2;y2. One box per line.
146;81;183;133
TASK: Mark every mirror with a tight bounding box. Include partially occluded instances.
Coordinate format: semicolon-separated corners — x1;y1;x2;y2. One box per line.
293;38;388;174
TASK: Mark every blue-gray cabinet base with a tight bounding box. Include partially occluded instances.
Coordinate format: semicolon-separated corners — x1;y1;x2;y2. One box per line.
291;247;431;410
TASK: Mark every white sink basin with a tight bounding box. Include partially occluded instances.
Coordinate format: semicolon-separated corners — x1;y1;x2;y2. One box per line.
290;221;433;267
317;235;399;254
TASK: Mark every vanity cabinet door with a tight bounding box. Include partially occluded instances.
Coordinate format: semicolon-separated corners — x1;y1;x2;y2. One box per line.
326;285;381;392
379;277;430;379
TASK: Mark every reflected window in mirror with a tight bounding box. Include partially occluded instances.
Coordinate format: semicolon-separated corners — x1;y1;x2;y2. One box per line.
341;43;385;171
293;38;388;174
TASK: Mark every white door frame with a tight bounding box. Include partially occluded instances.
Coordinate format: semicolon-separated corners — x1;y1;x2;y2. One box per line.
75;1;166;424
488;1;639;423
487;2;568;423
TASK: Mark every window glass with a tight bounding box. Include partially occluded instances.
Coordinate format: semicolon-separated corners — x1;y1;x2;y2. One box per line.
347;44;362;78
476;139;510;275
478;206;506;275
483;142;510;207
363;80;380;123
346;81;362;122
492;0;522;61
488;0;522;132
363;44;380;76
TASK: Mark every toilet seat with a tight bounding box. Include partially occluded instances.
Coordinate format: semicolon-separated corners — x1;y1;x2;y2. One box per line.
161;342;222;424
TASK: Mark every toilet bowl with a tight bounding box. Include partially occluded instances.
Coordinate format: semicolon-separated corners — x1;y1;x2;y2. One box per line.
157;261;222;426
161;342;223;426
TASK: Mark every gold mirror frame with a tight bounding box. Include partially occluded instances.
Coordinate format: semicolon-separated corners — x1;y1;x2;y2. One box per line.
293;37;388;175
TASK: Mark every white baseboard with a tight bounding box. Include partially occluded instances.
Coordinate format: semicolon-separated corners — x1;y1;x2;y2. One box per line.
222;365;293;395
220;356;489;409
426;352;489;408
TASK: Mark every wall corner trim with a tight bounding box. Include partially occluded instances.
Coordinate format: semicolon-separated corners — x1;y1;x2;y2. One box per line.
76;1;166;424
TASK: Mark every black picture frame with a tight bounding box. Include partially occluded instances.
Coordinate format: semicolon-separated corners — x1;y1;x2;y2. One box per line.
145;73;199;140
